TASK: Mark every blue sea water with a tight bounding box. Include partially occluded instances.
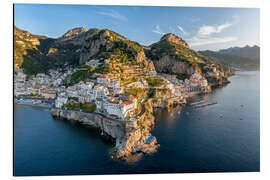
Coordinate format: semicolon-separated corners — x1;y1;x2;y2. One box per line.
14;71;260;176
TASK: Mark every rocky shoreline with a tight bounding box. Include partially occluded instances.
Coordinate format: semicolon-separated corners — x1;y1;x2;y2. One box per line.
50;98;161;162
50;79;229;162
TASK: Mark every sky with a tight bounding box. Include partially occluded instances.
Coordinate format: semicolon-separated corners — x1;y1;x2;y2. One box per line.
14;4;260;51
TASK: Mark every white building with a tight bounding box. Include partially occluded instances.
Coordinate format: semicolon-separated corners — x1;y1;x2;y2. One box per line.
53;78;62;86
97;75;110;86
121;101;135;119
104;99;124;119
15;70;26;83
55;95;68;108
95;98;104;110
66;86;79;97
103;97;135;120
109;80;123;94
93;85;109;100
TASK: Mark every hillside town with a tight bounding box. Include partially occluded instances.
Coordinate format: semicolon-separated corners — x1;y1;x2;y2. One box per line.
14;59;211;121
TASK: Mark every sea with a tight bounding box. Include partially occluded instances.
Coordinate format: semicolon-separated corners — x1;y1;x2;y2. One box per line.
14;71;260;176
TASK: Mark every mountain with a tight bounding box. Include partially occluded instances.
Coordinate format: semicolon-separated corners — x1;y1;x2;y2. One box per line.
198;45;260;70
218;45;260;59
14;26;233;87
14;26;155;76
14;26;47;70
145;33;233;86
14;26;92;75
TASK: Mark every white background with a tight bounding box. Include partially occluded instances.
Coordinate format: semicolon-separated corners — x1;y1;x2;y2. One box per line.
0;0;269;179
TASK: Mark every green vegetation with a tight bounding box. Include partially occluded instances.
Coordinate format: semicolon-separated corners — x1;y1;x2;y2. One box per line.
68;97;79;101
18;93;42;98
69;62;110;85
125;87;148;99
137;119;146;130
94;63;109;74
81;102;97;113
15;26;81;75
147;88;155;98
145;76;164;87
64;102;96;113
176;73;190;80
64;102;81;109
147;35;234;78
69;70;92;86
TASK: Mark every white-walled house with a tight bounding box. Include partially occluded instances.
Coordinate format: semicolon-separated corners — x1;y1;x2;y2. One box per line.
103;97;135;120
104;99;124;119
66;86;79;97
55;95;68;108
121;101;135;119
93;85;109;99
97;75;110;86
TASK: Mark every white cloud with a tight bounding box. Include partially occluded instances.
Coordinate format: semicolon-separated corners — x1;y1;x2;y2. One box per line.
197;15;239;37
188;36;238;47
97;10;127;21
177;25;188;35
198;22;232;36
153;25;165;35
188;15;239;47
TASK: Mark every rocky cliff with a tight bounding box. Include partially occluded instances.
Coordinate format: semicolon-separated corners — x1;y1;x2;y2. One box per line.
146;33;233;86
115;100;159;160
51;108;125;139
50;104;159;162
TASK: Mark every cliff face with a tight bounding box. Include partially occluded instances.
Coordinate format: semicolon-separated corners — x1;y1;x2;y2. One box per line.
152;55;196;75
115;99;158;160
146;33;233;86
50;105;159;161
51;108;125;139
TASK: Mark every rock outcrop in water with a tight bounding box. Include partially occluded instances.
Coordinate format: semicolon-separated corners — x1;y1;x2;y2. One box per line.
50;108;125;139
115;99;159;160
50;100;160;162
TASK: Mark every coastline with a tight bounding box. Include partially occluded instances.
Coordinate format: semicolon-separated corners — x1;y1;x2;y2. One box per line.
48;87;213;161
14;73;232;162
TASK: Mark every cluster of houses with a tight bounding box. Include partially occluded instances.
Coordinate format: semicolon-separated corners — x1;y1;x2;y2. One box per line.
183;73;210;93
14;64;138;121
54;74;136;121
14;59;212;121
160;72;210;94
203;64;225;78
14;68;73;98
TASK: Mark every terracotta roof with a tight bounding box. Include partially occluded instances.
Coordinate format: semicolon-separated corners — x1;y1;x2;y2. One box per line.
107;99;119;104
122;101;133;106
99;75;108;78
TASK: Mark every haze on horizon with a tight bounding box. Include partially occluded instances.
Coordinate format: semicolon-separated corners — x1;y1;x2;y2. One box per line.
14;4;259;51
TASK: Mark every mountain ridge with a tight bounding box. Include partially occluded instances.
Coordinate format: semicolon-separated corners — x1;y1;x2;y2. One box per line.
14;26;233;87
199;45;260;70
